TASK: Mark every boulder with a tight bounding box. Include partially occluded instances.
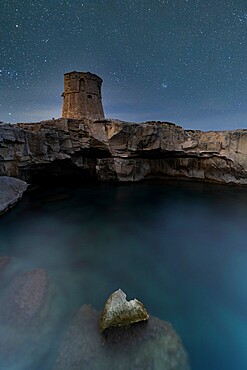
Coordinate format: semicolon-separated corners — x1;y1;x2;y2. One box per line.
0;176;28;214
100;289;149;332
54;305;190;370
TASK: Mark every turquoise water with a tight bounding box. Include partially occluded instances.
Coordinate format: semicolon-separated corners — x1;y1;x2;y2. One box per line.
0;180;247;369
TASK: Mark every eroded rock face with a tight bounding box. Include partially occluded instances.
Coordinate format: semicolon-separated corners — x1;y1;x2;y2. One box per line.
100;289;149;332
54;305;190;370
1;119;247;185
0;176;28;214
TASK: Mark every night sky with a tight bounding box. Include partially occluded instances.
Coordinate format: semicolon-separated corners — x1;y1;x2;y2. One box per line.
1;0;247;130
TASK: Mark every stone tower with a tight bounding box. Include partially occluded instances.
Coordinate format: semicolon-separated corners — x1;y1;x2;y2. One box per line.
62;71;104;120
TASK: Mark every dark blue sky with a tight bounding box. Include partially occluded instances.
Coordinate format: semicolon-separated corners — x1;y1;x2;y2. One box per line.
1;0;247;130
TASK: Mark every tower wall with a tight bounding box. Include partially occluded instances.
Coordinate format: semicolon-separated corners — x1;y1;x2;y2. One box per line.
62;71;105;120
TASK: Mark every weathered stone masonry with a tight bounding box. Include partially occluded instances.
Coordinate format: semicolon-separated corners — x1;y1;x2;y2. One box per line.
62;71;104;121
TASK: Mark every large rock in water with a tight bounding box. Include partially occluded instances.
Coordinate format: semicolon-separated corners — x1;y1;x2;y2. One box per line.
100;289;149;332
54;305;190;370
0;176;28;214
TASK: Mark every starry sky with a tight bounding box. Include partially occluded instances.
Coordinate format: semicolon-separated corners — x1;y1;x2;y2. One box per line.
1;0;247;130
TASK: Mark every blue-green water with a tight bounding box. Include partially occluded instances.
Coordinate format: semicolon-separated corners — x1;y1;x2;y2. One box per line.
0;180;247;369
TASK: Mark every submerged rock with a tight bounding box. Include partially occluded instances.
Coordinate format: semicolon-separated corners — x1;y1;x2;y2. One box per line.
0;176;28;214
1;268;49;325
0;268;53;369
0;256;10;273
100;289;149;332
54;305;190;370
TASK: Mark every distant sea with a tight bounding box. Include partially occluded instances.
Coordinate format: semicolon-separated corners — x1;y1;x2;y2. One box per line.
0;180;246;370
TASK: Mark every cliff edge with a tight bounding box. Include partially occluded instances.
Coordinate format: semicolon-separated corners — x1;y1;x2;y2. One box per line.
0;118;247;185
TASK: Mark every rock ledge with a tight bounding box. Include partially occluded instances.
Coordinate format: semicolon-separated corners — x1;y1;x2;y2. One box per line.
1;119;247;185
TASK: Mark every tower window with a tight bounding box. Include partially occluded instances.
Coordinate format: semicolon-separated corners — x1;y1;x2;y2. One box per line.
87;94;92;99
79;78;85;92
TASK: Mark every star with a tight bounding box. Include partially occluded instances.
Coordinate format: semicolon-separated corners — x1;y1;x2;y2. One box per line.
0;0;246;130
161;83;168;89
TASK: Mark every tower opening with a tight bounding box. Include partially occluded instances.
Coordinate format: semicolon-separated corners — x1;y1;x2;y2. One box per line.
79;78;85;92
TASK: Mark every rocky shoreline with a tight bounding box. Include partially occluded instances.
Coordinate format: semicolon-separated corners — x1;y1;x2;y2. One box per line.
1;118;247;213
0;118;247;185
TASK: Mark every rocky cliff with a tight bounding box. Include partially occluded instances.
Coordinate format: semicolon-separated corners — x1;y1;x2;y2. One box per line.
1;118;247;185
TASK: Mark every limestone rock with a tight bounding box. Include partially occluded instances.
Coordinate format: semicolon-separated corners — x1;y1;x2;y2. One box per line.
0;176;28;214
1;119;247;186
100;289;149;332
54;305;190;370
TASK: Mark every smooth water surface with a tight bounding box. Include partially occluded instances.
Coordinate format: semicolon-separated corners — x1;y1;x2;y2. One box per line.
0;180;247;369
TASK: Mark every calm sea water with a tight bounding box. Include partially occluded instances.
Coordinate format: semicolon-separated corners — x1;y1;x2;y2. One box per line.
0;180;247;370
